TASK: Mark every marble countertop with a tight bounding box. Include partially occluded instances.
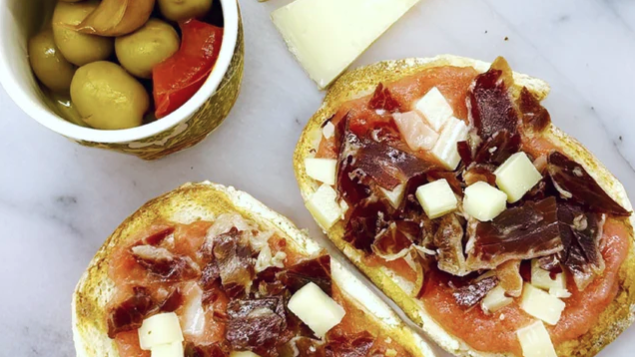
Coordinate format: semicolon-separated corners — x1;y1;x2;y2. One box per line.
2;0;635;356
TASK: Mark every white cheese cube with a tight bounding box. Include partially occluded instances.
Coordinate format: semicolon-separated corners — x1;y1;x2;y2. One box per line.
414;87;454;131
288;282;345;337
531;260;566;291
380;184;406;209
494;152;543;203
138;312;184;350
516;321;557;357
230;352;262;357
520;283;566;325
431;117;468;170
151;342;183;357
463;182;508;222
549;287;572;299
305;158;337;185
272;0;420;89
322;121;335;139
393;111;439;151
306;184;343;230
481;285;513;313
415;179;458;219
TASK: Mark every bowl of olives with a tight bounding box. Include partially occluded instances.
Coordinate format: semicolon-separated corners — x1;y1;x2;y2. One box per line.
0;0;244;160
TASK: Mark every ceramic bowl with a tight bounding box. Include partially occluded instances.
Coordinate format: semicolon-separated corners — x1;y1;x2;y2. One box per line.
0;0;244;160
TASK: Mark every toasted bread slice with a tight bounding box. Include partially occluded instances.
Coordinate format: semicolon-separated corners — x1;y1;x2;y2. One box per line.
72;182;435;357
293;54;635;357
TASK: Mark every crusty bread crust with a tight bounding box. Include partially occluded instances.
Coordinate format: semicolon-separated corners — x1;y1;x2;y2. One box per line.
293;54;635;357
72;182;435;357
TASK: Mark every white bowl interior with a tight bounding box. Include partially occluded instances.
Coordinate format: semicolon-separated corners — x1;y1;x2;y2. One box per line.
0;0;238;144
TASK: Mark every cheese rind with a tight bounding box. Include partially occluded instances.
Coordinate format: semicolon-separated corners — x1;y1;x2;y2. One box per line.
138;312;184;350
414;87;454;131
516;321;557;357
306;184;343;230
150;342;184;357
520;283;565;325
415;179;458;219
271;0;420;89
431;117;468;170
463;181;507;221
482;285;513;313
305;158;337;185
288;282;345;337
494;152;543;203
393;111;439;151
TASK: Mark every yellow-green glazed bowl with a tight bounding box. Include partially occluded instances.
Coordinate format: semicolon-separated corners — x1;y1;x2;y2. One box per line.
0;0;244;160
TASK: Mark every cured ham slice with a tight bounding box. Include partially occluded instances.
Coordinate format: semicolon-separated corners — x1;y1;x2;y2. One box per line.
465;197;563;271
547;152;630;216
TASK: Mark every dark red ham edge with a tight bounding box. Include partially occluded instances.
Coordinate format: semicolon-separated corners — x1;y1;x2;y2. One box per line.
466;197;563;270
131;245;200;281
368;83;402;113
452;276;498;308
225;297;292;356
184;342;230;357
324;331;375;357
278;255;332;295
467;64;519;140
518;87;551;132
107;287;155;338
557;203;606;290
547;151;631;217
213;228;255;298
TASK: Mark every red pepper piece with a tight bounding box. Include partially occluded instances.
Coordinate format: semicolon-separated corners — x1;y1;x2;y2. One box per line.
153;19;224;119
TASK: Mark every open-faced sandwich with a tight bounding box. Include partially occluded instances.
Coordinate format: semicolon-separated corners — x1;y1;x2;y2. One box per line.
294;55;635;357
72;182;434;357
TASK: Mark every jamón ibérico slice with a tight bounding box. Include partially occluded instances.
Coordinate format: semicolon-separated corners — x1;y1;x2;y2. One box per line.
278;255;332;294
518;87;551;133
467;57;519;140
158;288;183;312
547;151;631;217
226;297;291;356
107;287;155;338
344;201;390;253
324;331;375;357
427;170;464;196
288;337;325;357
434;214;469;276
473;130;521;165
213;228;255;298
452;275;498;308
184;341;230;357
131;245;200;281
463;164;497;187
557;203;606;290
457;141;474;166
465;197;563;270
371;221;416;261
368;83;401;112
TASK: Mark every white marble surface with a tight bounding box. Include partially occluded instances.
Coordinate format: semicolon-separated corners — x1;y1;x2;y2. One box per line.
1;0;635;356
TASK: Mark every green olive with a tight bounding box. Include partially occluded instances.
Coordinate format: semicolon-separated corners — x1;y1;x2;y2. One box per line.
70;61;149;130
52;1;114;66
115;19;180;79
28;29;76;92
158;0;213;22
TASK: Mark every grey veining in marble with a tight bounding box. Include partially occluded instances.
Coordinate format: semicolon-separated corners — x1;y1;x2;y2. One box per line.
1;0;634;356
